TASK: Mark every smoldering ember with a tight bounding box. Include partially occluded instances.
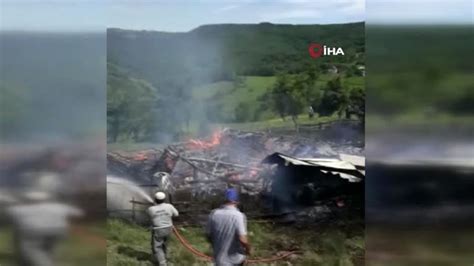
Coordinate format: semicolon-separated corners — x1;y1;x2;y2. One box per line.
107;121;365;225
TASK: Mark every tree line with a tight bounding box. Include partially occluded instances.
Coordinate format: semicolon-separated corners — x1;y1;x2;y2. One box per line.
255;70;365;130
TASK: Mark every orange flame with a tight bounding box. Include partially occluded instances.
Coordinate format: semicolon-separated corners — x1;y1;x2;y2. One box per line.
133;152;148;161
249;169;259;178
187;130;223;150
229;173;242;182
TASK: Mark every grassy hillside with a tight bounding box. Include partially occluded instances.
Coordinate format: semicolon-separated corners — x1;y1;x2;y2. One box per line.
193;76;276;122
222;114;340;132
108;22;364;89
107;219;364;266
107;22;365;142
107;63;364;142
193;74;364;123
107;63;159;142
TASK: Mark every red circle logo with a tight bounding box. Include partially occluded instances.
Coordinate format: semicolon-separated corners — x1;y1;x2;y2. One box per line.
308;43;323;59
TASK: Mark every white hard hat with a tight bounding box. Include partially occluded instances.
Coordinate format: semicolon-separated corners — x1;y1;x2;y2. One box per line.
153;172;169;178
155;192;166;200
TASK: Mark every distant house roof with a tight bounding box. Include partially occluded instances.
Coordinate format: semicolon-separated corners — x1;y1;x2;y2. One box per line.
262;153;364;182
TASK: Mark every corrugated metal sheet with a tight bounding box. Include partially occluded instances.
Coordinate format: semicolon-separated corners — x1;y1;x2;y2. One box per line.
262;153;365;182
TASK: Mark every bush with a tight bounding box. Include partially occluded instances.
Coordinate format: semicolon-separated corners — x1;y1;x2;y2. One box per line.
234;102;252;122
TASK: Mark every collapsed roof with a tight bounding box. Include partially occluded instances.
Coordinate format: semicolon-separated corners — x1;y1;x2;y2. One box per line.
262;153;365;182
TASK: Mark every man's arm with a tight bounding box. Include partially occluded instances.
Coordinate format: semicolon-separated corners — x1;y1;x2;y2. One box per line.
170;204;179;217
206;212;213;243
237;214;251;255
239;235;251;255
146;206;153;217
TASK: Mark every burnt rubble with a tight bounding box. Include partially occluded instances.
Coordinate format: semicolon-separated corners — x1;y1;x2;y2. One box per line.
108;127;365;223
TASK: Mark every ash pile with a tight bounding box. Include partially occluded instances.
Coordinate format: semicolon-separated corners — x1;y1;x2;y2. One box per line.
107;128;365;223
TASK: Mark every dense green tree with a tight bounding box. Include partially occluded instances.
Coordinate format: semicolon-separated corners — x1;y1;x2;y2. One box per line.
107;64;157;142
318;77;345;117
299;67;322;114
269;74;291;120
267;73;310;131
348;87;365;121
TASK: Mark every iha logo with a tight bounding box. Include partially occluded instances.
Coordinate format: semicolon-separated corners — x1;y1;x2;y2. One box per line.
308;43;345;59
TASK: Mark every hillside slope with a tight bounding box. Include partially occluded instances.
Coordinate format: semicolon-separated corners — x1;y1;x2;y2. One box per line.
108;22;364;88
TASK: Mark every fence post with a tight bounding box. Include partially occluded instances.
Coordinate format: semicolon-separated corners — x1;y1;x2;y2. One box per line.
132;197;136;223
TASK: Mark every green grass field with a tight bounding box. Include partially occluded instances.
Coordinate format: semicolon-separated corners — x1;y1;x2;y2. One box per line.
192;76;277;122
221;113;340;132
108;73;363;148
107;219;364;266
192;74;364;124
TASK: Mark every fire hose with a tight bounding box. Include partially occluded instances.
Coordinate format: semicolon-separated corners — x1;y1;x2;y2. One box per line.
172;226;299;264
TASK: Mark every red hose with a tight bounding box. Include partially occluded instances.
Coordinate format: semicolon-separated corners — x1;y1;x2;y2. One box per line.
172;226;298;264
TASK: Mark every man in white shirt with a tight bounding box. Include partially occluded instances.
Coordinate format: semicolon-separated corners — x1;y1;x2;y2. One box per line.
147;192;179;266
6;191;83;266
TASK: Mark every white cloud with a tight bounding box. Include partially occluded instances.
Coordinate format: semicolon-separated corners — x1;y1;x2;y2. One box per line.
259;0;364;21
214;4;239;14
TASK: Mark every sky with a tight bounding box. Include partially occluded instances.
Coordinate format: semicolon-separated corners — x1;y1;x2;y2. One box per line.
0;0;471;32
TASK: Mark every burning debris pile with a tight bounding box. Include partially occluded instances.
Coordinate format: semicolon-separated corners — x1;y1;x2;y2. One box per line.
107;128;365;221
108;129;266;197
